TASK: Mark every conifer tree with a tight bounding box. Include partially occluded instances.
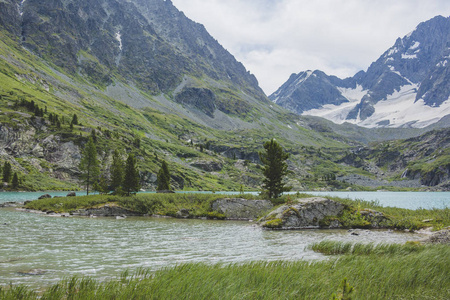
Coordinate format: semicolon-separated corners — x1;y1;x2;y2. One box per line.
2;161;12;183
259;139;291;199
71;114;78;125
79;137;100;195
156;160;171;191
123;153;140;196
93;175;109;195
90;128;97;143
110;149;124;193
11;172;19;190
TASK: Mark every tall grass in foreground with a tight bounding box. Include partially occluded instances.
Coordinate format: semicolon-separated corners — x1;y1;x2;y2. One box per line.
1;245;448;299
309;240;431;255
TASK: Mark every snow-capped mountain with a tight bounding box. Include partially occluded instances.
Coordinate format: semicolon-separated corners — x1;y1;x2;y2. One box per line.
270;15;450;128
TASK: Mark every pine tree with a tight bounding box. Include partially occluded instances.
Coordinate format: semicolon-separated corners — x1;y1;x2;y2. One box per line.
123;153;140;196
259;139;291;199
2;161;12;183
156;160;171;191
110;149;124;193
90;128;97;143
11;172;19;190
79;137;100;195
93;175;109;195
71;114;78;125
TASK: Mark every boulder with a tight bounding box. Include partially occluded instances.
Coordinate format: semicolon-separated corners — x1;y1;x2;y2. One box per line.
72;204;142;217
210;198;273;220
176;209;190;218
190;160;223;172
38;194;52;199
259;197;346;229
66;192;76;197
17;269;46;276
420;228;450;244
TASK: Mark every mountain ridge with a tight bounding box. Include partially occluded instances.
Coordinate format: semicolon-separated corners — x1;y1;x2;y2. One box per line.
270;15;450;128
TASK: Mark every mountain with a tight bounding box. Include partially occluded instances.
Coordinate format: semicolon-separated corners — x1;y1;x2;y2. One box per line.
0;0;358;192
270;15;450;128
0;0;275;125
1;1;449;192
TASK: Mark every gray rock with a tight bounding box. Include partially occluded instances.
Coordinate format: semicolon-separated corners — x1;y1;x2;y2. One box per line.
38;194;52;199
176;209;190;218
72;205;142;217
66;192;76;197
259;197;346;229
211;198;273;220
420;228;450;244
17;269;47;276
190;160;223;172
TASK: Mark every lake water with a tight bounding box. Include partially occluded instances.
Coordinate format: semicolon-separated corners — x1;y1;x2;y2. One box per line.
1;191;448;288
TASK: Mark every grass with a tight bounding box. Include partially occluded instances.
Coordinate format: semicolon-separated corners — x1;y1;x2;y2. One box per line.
0;244;448;299
322;194;450;230
24;193;260;218
309;240;431;256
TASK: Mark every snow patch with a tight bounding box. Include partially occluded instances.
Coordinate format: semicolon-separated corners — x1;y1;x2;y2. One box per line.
401;54;417;59
302;85;366;124
359;84;450;128
410;41;420;50
437;60;448;67
115;31;123;50
387;47;398;56
302;83;450;128
18;0;27;16
293;71;313;87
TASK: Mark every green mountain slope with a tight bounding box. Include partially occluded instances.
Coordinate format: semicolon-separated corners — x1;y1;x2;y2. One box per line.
0;0;448;192
0;26;352;191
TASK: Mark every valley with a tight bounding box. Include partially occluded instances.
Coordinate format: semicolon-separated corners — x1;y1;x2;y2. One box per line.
0;1;449;298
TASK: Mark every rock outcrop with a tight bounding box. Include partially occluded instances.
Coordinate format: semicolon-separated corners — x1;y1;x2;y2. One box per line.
258;197;390;230
259;197;346;229
211;198;273;220
71;204;142;217
420;228;450;244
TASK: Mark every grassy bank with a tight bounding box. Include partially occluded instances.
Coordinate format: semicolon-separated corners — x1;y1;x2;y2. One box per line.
24;192;450;230
24;193;260;219
325;195;450;231
1;244;448;299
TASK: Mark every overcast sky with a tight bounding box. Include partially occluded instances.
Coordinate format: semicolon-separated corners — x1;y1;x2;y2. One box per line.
171;0;450;95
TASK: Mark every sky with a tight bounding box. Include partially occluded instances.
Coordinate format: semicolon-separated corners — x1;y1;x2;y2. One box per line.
170;0;450;95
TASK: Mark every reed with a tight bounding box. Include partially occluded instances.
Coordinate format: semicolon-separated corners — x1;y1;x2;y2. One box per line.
309;240;432;255
1;245;448;299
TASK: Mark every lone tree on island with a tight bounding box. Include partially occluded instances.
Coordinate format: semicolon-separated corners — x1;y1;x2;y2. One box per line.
259;139;291;199
79;137;100;195
123;153;140;196
157;160;171;191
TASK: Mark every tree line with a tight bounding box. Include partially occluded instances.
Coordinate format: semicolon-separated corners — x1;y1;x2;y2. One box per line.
79;137;171;195
0;161;20;190
81;136;290;198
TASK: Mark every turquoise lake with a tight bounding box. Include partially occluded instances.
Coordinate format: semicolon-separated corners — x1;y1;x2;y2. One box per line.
0;191;448;288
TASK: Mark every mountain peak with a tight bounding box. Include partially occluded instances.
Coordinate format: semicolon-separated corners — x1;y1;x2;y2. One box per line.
271;15;450;128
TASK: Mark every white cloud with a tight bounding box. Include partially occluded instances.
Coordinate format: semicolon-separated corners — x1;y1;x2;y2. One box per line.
171;0;450;95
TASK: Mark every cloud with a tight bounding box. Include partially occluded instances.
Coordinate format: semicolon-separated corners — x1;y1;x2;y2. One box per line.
172;0;450;95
